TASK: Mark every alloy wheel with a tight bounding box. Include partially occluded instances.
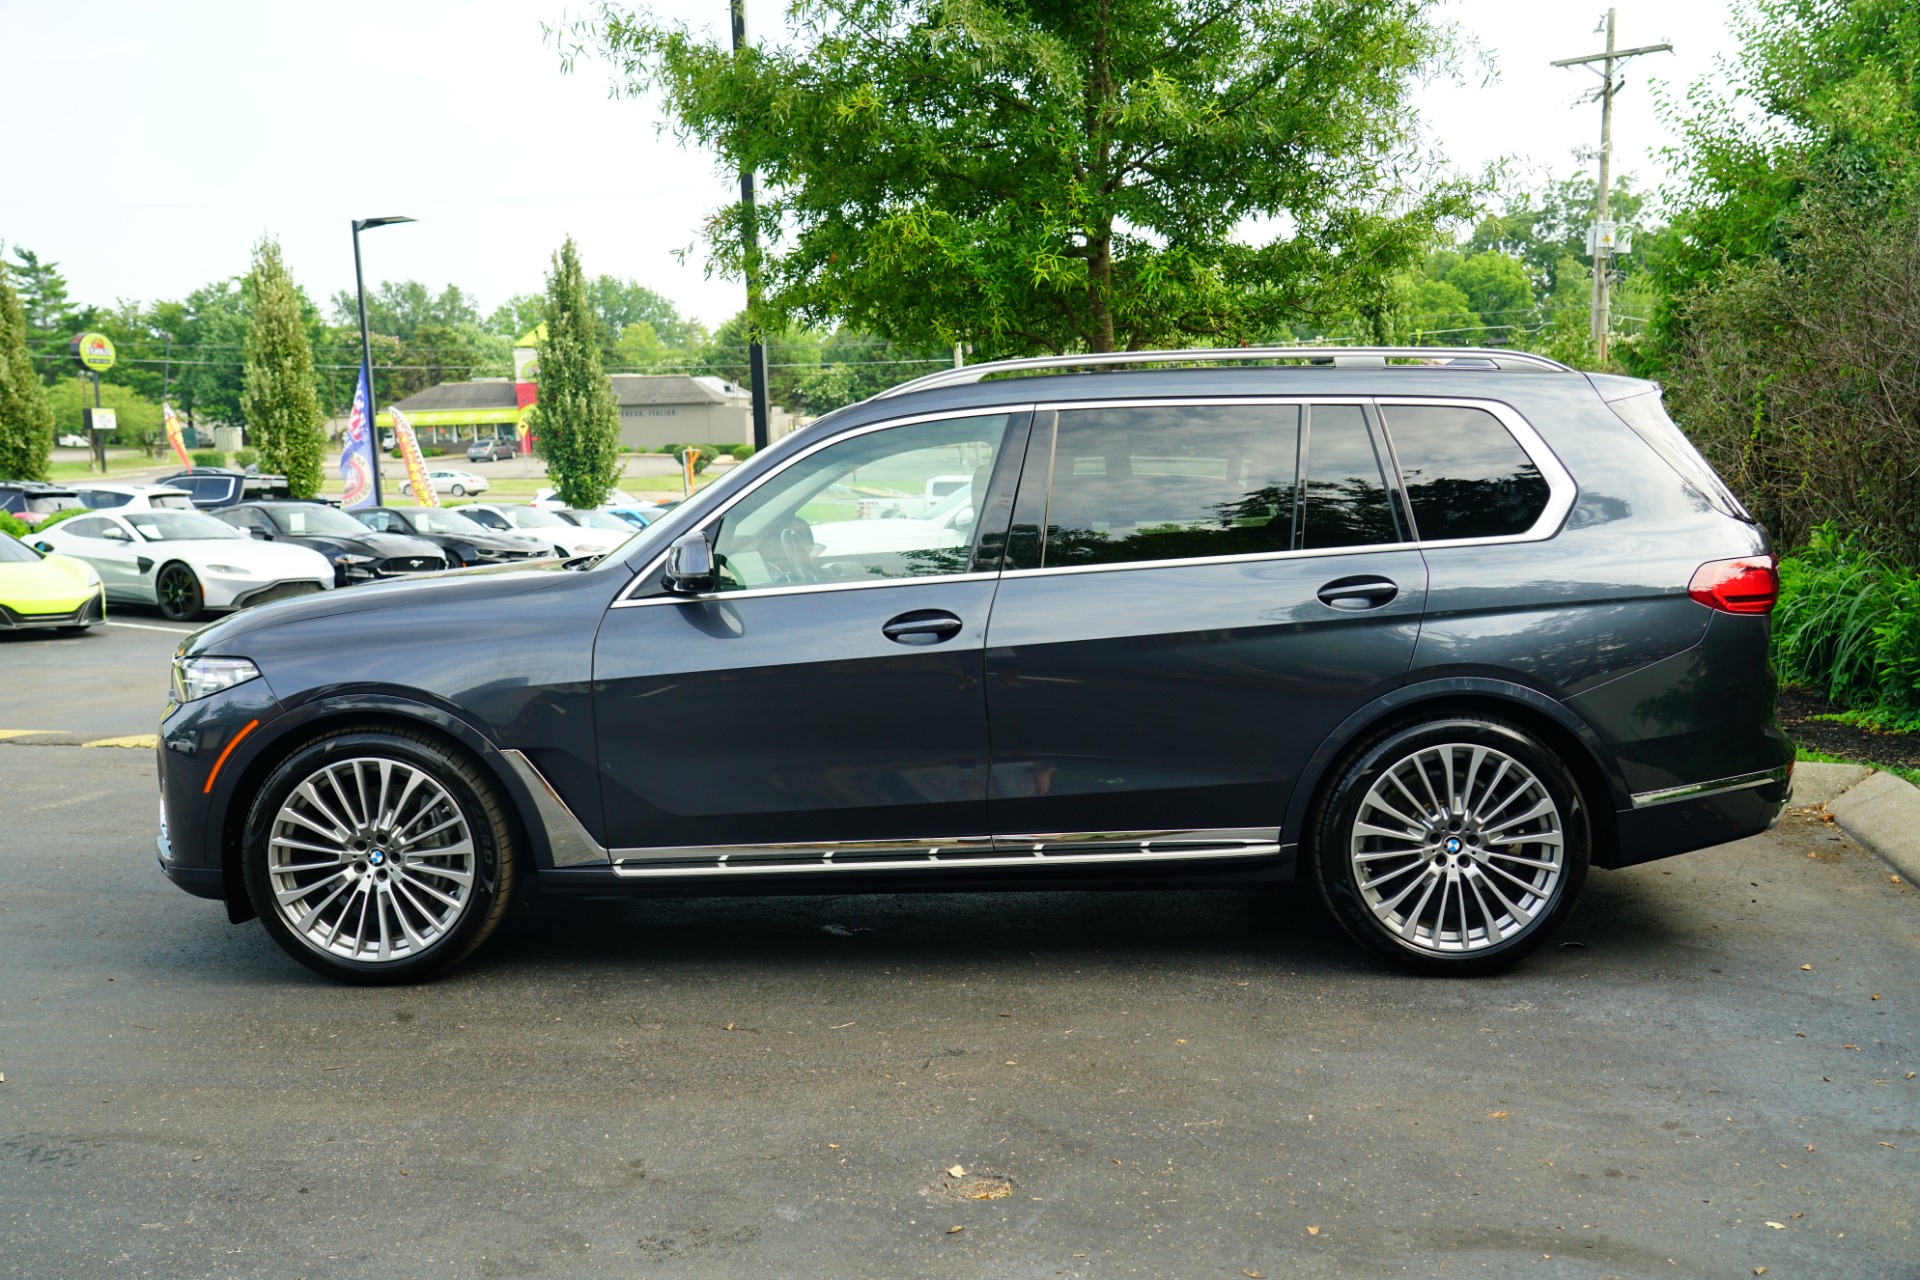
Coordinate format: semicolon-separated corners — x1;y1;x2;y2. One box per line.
156;564;200;621
1347;743;1565;956
265;757;477;964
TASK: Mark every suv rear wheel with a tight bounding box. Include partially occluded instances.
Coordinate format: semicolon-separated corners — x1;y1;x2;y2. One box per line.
1310;717;1589;975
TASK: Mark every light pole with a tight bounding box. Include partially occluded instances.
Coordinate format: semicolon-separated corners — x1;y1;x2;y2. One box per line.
730;0;771;450
351;216;415;505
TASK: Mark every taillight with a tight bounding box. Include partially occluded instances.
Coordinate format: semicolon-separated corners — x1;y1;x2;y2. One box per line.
1688;556;1778;614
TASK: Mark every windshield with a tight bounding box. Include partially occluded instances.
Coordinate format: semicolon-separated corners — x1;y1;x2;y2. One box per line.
0;534;40;564
126;511;246;542
268;505;372;537
562;509;631;531
505;507;568;529
408;509;489;535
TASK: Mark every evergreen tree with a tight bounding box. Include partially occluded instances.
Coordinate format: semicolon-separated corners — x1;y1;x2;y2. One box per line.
240;238;325;497
531;238;622;510
0;260;55;481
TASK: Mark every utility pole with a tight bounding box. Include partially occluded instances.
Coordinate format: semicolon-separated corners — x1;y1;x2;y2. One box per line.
731;0;771;451
1552;9;1670;365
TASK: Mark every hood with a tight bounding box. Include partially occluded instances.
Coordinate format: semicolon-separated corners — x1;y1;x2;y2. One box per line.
186;559;583;650
280;530;441;560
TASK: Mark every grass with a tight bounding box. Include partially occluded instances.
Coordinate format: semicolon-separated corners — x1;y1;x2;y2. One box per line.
1796;747;1920;790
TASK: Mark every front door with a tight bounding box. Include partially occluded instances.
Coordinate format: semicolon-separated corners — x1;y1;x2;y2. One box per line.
591;411;1029;865
983;400;1428;852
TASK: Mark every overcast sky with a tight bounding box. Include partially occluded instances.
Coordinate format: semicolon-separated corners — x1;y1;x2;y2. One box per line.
0;0;1739;330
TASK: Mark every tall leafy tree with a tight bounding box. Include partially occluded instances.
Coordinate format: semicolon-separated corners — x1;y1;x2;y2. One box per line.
0;259;55;480
568;0;1479;356
174;279;251;428
240;239;325;497
531;238;623;508
329;280;481;341
6;246;73;339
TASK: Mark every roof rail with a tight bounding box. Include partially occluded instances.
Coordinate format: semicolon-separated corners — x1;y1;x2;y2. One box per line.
871;345;1574;399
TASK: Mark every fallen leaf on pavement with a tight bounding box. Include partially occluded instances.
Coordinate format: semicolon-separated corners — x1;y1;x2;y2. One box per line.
1307;1226;1320;1236
1880;1142;1898;1149
947;1225;963;1234
1244;1271;1264;1278
1800;964;1813;971
947;1165;967;1177
1765;1221;1786;1229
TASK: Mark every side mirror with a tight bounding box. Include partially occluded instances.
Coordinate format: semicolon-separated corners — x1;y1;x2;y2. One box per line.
664;531;716;594
32;541;53;554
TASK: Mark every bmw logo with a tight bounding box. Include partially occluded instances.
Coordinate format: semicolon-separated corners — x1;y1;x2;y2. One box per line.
368;849;387;866
1444;836;1463;855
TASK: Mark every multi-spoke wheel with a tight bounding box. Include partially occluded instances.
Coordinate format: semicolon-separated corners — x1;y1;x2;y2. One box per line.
242;728;517;983
1311;717;1589;974
155;562;204;622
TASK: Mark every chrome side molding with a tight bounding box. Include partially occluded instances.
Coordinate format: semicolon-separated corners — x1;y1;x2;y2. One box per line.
499;750;1281;877
1629;764;1792;810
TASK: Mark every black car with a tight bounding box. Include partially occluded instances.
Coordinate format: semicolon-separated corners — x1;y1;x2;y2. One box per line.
157;346;1793;983
213;502;447;586
152;468;291;510
466;440;516;463
354;506;553;568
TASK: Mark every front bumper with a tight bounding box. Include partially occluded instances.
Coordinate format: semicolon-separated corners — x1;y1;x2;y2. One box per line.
0;587;104;629
156;674;285;908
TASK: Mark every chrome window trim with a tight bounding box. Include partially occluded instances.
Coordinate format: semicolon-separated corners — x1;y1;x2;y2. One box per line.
614;570;1002;609
1630;764;1791;810
612;404;1035;608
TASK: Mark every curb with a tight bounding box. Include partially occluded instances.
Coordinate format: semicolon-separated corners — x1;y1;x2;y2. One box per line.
1792;761;1920;886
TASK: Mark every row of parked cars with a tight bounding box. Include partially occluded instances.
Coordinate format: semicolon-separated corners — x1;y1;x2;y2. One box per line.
1;468;671;625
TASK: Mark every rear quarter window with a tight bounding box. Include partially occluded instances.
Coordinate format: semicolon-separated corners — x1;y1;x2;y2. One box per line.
1607;391;1752;521
1379;404;1552;541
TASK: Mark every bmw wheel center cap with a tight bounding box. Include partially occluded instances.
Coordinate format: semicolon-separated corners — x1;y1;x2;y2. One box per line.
1444;836;1463;855
369;849;387;867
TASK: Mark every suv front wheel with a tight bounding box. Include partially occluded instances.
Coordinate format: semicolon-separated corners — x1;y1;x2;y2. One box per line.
1310;716;1589;975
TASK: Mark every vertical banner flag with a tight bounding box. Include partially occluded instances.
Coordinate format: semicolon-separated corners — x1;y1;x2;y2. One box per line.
340;368;376;510
160;401;192;471
391;407;438;508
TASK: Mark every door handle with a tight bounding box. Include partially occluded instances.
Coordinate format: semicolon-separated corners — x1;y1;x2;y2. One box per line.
1316;576;1399;611
882;609;964;645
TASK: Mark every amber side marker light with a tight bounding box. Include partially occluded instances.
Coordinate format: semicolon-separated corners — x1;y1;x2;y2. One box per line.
1688;556;1779;615
203;719;260;794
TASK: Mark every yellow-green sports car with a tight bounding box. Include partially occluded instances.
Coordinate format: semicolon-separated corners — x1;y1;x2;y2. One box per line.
0;531;105;631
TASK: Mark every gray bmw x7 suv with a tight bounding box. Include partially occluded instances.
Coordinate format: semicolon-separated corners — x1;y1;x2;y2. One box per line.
155;347;1792;983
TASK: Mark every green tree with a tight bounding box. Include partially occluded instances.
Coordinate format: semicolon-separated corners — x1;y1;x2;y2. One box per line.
1443;252;1534;333
0;259;55;479
330;280;481;340
6;246;73;340
46;380;161;451
173;278;251;428
240;239;326;497
570;0;1479;355
531;238;622;508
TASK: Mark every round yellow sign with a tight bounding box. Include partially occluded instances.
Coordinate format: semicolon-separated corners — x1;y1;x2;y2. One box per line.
71;332;116;372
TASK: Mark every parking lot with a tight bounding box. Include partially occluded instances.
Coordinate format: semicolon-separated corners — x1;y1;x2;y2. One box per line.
1;619;1915;1279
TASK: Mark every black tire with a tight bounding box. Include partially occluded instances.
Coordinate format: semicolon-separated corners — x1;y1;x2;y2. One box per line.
1308;716;1590;976
155;561;205;622
241;727;519;984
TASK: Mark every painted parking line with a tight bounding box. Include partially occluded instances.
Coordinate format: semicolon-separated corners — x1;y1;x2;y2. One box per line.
105;621;197;635
0;729;56;741
81;734;160;749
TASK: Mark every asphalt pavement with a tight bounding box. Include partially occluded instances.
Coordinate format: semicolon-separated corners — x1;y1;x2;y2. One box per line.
0;636;1915;1279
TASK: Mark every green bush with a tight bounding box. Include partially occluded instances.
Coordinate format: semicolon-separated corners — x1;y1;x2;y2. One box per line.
729;443;756;460
190;449;226;467
658;443;682;455
1773;525;1920;731
0;512;28;539
678;446;716;475
234;447;260;468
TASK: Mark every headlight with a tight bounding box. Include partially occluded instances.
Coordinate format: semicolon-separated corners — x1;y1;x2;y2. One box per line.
333;553;376;566
171;656;261;702
202;563;248;574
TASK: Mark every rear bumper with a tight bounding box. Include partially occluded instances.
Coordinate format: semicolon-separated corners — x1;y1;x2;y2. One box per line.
1603;764;1793;869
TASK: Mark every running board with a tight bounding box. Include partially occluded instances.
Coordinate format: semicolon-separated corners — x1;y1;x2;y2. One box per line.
500;749;1279;877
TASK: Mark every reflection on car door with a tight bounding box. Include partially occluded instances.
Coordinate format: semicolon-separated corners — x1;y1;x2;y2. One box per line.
982;401;1428;860
588;412;1029;869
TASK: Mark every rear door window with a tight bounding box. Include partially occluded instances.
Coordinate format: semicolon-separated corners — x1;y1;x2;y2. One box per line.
1299;405;1400;550
1378;404;1552;541
1039;404;1299;568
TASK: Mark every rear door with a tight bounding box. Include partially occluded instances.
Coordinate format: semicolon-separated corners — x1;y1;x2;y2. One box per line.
981;399;1427;857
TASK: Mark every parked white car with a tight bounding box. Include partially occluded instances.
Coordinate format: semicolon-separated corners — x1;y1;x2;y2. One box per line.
399;468;489;498
33;509;334;622
456;503;630;559
531;486;649;511
57;433;89;448
67;482;198;512
810;484;977;557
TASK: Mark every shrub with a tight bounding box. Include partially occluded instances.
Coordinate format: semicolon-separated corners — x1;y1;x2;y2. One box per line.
658;443;682;455
1773;525;1920;729
730;443;756;460
234;447;260;468
0;512;28;538
190;449;226;467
